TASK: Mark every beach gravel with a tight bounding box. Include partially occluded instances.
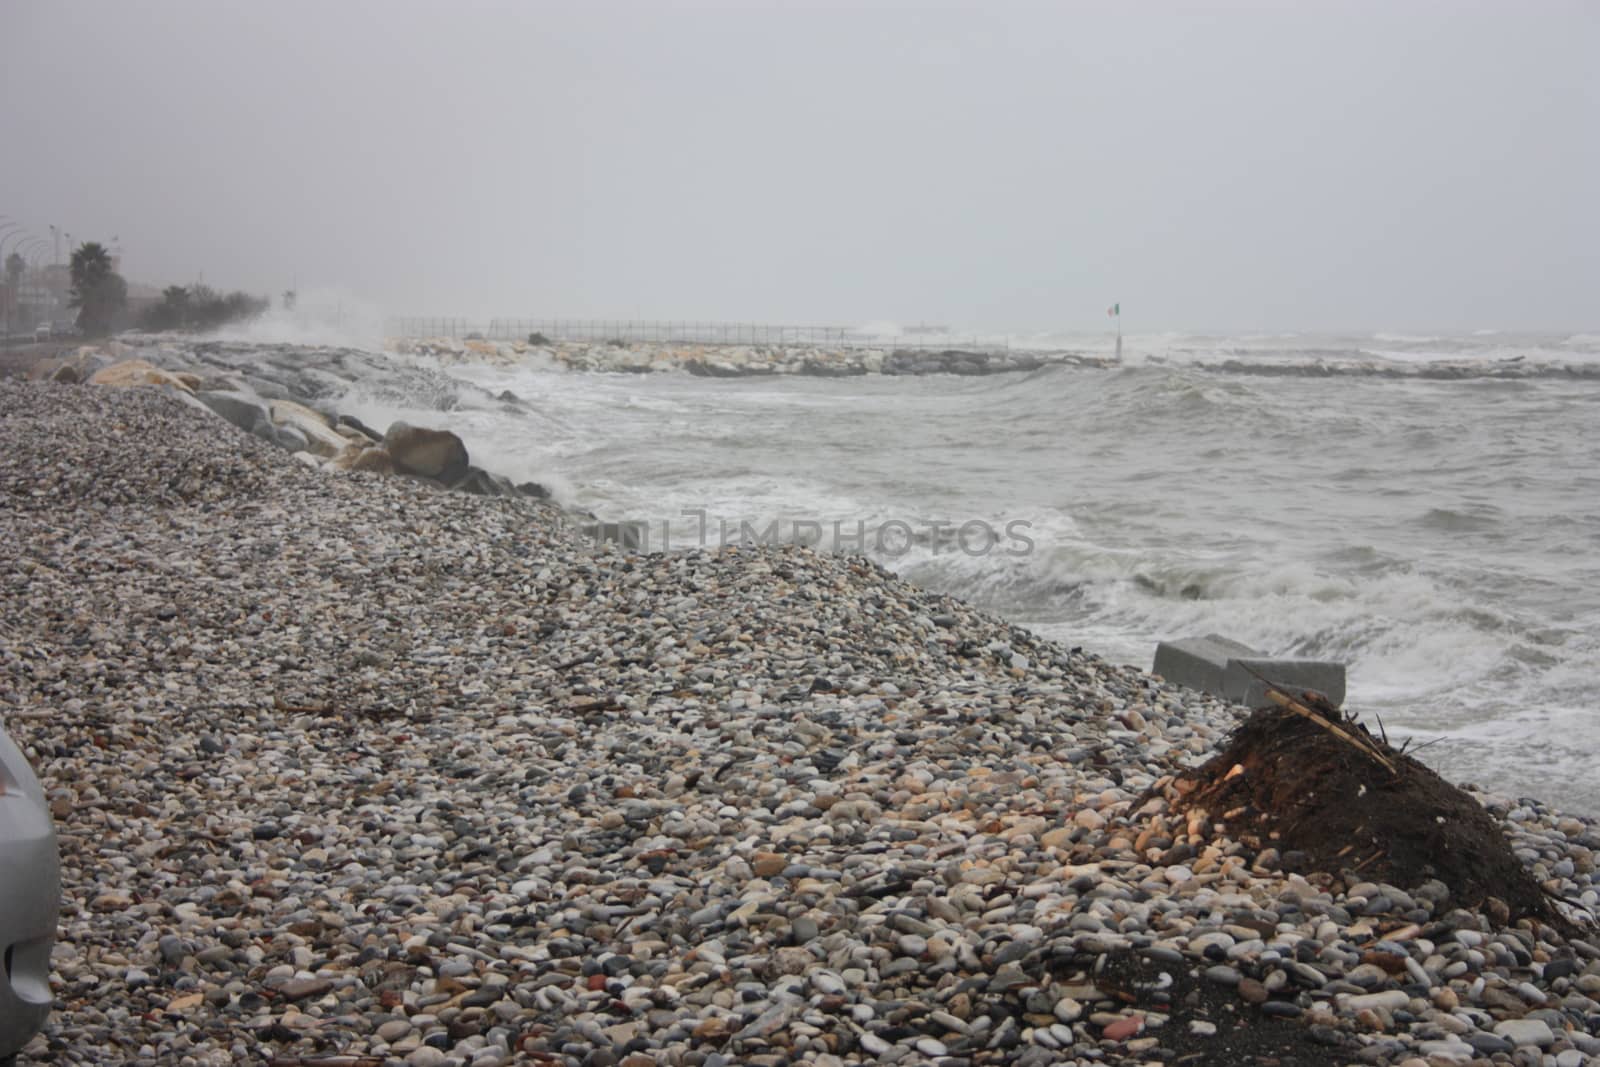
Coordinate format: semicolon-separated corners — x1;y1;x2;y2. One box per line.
1;377;1597;1066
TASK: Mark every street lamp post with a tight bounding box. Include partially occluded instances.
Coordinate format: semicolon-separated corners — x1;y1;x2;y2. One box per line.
49;225;67;267
19;239;48;282
4;234;50;337
0;225;28;258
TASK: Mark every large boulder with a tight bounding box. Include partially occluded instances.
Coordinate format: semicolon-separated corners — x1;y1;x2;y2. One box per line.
383;422;469;484
199;391;350;459
335;414;383;443
198;390;271;435
684;359;746;378
268;400;350;458
451;466;515;496
27;350;110;383
331;445;396;475
87;359;196;394
256;419;308;453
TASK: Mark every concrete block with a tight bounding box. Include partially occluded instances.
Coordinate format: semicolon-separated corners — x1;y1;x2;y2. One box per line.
1225;657;1346;708
1152;633;1345;707
1152;634;1261;701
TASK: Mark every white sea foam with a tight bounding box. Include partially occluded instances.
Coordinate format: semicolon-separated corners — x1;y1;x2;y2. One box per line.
208;287;390;351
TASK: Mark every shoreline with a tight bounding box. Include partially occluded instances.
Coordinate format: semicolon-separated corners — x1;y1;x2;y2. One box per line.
13;332;1600;393
2;368;1599;1064
388;335;1600;381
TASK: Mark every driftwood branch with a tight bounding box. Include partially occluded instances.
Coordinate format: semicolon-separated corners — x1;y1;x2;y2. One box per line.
1229;661;1398;776
1353;851;1386;872
1261;686;1399;777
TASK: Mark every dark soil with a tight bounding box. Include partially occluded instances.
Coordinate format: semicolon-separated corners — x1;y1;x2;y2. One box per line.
1172;704;1560;926
1089;950;1355;1066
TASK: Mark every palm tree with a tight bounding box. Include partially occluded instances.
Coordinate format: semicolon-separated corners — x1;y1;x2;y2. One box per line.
69;242;112;290
68;242;126;337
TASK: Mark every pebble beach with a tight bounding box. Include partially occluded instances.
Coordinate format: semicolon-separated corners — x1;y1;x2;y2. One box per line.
3;376;1600;1067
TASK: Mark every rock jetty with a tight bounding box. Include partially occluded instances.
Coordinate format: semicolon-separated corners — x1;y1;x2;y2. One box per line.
390;338;1112;378
1;376;1597;1066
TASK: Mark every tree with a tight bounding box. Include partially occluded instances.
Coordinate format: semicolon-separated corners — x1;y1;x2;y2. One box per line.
138;281;268;333
139;286;191;331
69;242;128;337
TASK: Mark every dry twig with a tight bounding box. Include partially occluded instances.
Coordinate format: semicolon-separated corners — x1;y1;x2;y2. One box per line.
1262;687;1398;776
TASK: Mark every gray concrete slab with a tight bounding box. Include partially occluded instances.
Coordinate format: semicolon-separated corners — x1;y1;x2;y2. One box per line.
1152;634;1261;700
1225;656;1346;708
1152;632;1345;707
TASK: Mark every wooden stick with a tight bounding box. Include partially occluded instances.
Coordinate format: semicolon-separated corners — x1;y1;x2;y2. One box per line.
1264;688;1398;776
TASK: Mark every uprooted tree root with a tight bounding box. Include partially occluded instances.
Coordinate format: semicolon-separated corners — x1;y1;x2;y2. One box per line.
1168;697;1570;931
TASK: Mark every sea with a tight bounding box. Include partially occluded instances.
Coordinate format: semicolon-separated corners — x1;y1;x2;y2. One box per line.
323;327;1600;814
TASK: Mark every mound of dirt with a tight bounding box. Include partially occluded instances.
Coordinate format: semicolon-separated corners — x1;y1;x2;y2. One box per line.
1169;700;1560;927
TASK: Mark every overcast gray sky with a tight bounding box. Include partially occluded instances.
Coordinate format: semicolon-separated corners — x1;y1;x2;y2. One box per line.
3;1;1595;332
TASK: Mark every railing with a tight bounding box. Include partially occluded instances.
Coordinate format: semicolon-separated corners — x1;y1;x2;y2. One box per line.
386;317;1003;350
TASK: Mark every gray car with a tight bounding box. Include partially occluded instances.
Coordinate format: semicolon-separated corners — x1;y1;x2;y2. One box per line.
0;720;60;1064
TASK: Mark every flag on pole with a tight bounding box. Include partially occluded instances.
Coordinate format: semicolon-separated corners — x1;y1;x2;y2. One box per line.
1107;303;1120;317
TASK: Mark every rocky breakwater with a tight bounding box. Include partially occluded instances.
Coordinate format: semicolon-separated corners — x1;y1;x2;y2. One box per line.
2;380;1599;1067
22;337;552;503
391;337;1113;378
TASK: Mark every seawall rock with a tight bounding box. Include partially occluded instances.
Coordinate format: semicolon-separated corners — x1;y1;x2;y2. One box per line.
331;443;397;475
196;389;269;434
63;340;559;513
391;336;1110;377
382;420;470;483
87;358;198;393
269;399;350;458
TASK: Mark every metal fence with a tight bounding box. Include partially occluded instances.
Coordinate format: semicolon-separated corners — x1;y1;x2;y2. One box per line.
386;317;1003;350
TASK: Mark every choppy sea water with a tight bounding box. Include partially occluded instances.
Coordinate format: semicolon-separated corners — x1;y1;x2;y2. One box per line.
336;330;1600;813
